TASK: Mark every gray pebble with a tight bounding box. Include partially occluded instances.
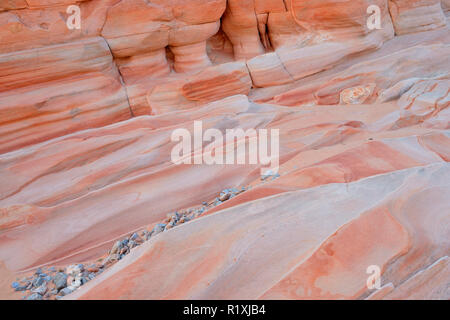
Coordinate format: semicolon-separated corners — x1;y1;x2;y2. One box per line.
32;276;45;288
152;224;166;236
130;233;139;241
59;287;74;296
110;240;122;254
53;272;68;290
15;283;30;291
32;284;47;295
26;293;43;300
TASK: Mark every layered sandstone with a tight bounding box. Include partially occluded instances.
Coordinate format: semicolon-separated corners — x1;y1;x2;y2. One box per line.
388;0;448;34
0;0;449;300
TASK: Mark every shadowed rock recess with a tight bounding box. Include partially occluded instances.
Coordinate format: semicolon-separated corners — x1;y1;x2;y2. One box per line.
0;0;449;300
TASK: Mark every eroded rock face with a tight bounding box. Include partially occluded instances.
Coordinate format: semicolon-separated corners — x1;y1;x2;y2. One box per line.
0;0;449;300
388;0;448;34
146;61;252;114
0;37;131;154
247;0;396;87
0;0;114;54
101;0;226;70
315;44;450;105
443;0;450;14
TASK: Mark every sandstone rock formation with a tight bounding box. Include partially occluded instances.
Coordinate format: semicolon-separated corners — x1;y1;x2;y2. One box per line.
388;0;448;34
0;0;448;300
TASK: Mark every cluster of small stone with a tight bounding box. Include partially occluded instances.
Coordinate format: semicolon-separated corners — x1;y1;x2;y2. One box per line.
11;263;103;300
261;170;281;181
11;186;250;300
202;187;247;211
101;231;146;267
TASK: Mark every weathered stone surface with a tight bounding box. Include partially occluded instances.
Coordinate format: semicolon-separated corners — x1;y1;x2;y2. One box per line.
443;0;450;14
393;79;450;129
67;163;450;299
388;0;448;35
247;0;395;87
0;0;114;54
315;44;450;105
147;61;252;114
0;0;449;301
101;0;225;71
0;37;131;154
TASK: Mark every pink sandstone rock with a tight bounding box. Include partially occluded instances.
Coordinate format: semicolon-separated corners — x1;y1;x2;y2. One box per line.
0;37;131;154
315;44;450;105
247;0;395;87
101;0;225;71
66;163;449;299
443;0;450;14
0;0;115;54
146;61;252;114
0;0;449;301
388;0;448;35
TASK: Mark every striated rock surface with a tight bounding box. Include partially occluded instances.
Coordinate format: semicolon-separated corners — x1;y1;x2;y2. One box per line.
0;37;131;154
388;0;448;35
247;0;396;87
147;62;252;114
0;0;449;300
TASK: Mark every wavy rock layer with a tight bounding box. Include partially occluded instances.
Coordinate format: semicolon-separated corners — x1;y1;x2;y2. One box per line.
0;0;449;300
